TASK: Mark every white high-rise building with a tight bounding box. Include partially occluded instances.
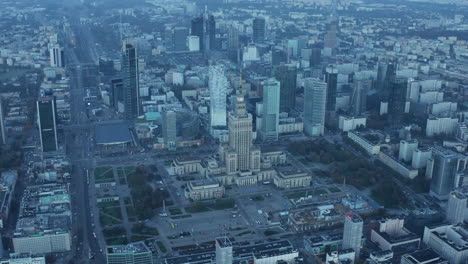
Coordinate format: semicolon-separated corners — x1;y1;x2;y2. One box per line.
303;78;327;136
446;190;467;225
209;65;228;128
188;35;200;51
49;45;65;68
342;213;363;262
399;139;419;162
216;238;233;264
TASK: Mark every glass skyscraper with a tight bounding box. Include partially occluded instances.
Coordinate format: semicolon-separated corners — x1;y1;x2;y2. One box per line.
121;42;140;120
274;65;297;113
429;148;467;200
303;78;327;136
209;65;228;128
260;78;280;141
37;97;58;152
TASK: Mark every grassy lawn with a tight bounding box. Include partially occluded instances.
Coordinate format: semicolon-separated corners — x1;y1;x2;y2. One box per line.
102;227;126;238
94;167;114;181
185;198;236;213
250;195;264;202
131;235;148;242
286;189;326;199
98;201;120;208
99;206;123;220
286;191;308;199
157;241;167;253
185;203;211;213
106;237;128;246
211;198;236;210
99;212;122;227
126;206;136;218
171;214;192;219
124;166;136;174
169;208;183;215
329;187;341;193
132;223;159;236
117;168;125;178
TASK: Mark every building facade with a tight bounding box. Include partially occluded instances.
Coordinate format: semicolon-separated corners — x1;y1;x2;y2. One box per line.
121;43;140;119
304;78;327;136
260;78;280;141
37;97;58;153
342;213;363;262
209;65;228;129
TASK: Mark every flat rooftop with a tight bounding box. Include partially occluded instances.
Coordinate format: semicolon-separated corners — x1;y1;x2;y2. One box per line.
346;213;363;223
107;241;150;254
403;249;446;264
95;122;132;145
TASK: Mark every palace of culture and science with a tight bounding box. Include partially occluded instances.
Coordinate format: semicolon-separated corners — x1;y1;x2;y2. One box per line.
172;85;311;190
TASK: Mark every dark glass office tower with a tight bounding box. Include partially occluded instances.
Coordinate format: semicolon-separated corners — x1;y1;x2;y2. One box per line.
0;97;5;145
272;47;287;66
207;14;216;50
227;26;239;62
37;97;58;152
325;67;338;112
253;17;265;43
173;27;189;51
111;78;123;108
388;77;408;125
429;148;468;199
310;47;322;66
191;16;204;51
121;43;140;120
274;65;297;113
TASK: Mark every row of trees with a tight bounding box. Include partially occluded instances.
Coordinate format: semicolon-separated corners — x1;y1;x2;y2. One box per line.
288;139;355;164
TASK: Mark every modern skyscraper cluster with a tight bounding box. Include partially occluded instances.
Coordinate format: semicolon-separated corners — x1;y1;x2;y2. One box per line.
191;13;216;52
209;65;228;129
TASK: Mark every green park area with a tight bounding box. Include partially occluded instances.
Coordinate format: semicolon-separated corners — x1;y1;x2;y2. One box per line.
288;139;412;209
185;198;236;213
126;165;168;220
94;166;114;182
98;200;123;227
